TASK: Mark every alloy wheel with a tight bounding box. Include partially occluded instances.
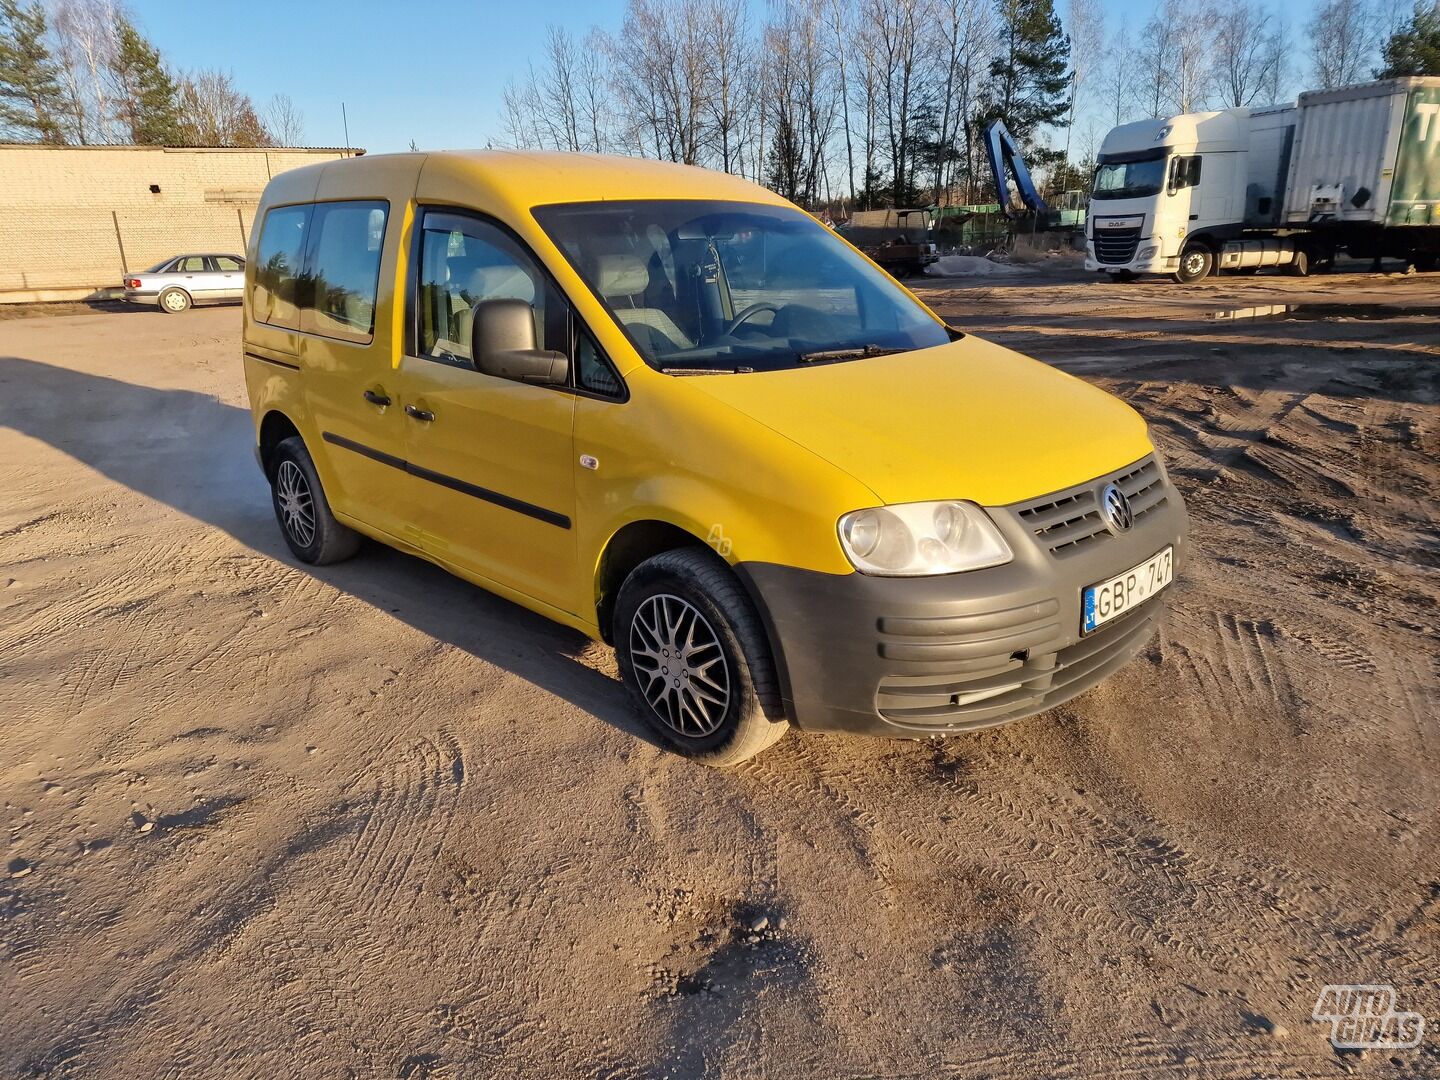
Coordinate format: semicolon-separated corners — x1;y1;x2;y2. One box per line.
276;459;316;548
629;593;731;737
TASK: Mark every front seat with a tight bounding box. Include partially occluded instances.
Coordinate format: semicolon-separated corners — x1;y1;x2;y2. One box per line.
452;263;540;351
593;253;691;353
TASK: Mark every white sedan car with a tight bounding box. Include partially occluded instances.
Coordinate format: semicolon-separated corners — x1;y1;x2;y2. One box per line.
122;254;246;313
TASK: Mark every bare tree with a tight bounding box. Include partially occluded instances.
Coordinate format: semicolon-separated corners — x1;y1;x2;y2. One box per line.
762;0;836;206
1137;0;1214;116
1213;0;1285;107
541;25;582;151
864;0;932;204
1102;27;1137;127
1308;0;1380;89
49;0;119;143
264;92;303;145
576;28;610;153
609;0;716;165
1062;0;1104;166
704;0;750;172
175;69;270;147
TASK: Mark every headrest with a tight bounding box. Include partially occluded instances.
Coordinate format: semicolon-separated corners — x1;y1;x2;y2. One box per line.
467;265;535;304
594;253;649;297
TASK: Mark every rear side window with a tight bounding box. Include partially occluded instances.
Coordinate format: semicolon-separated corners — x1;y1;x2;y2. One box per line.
175;256;205;272
302;201;389;343
253;205;311;330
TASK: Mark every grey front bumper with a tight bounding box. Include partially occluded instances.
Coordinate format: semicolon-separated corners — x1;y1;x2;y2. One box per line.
738;456;1189;737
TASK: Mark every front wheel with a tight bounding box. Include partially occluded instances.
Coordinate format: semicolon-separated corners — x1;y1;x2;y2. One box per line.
1174;245;1213;284
269;436;360;565
614;548;789;766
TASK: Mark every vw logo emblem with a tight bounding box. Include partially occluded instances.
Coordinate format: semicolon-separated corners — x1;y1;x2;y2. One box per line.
1101;483;1133;534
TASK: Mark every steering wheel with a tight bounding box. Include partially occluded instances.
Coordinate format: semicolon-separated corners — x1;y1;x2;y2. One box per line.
724;302;780;336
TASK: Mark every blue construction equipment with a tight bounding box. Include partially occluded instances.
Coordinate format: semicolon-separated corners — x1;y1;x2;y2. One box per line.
983;120;1048;219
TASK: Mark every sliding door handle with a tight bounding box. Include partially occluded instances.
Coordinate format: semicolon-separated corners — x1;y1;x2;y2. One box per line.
405;404;435;422
363;389;391;406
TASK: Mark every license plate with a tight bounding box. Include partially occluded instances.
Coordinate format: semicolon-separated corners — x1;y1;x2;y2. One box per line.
1082;547;1173;633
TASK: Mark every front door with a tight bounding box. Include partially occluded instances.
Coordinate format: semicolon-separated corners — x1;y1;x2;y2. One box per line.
399;209;578;615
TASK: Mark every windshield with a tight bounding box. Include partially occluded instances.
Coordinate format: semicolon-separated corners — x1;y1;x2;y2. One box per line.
532;200;950;373
1092;157;1167;200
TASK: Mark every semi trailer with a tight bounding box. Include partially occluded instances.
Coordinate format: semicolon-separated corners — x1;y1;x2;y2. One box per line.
1085;77;1440;283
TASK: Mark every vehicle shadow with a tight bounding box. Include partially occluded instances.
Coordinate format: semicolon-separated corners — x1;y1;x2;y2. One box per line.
0;354;665;753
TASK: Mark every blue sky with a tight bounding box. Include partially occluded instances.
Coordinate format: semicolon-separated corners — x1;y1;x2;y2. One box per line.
129;0;1343;155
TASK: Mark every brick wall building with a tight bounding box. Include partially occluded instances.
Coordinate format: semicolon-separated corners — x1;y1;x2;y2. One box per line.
0;144;361;303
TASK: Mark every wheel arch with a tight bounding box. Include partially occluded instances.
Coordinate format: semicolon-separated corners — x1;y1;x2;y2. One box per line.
593;517;796;721
594;519;709;644
258;409;302;480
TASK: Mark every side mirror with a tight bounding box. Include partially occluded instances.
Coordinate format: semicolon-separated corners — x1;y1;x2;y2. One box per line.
469;298;569;386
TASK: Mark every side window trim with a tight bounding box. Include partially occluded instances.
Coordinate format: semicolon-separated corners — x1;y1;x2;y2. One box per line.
253;199;390;343
406;204;628;402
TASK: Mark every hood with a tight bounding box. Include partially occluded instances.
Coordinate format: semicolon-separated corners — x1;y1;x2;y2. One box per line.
683;336;1152;507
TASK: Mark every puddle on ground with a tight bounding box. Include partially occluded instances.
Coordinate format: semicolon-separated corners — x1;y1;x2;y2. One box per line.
1207;303;1440;322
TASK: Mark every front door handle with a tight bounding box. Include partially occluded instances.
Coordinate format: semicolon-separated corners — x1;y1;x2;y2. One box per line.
405;404;435;422
363;389;391;406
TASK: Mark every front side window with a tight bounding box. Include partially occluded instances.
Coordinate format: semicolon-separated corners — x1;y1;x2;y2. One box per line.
416;212;566;366
253;205;311;329
1092;154;1168;200
533;200;949;374
215;255;244;271
1168;155;1202;192
301;201;389;343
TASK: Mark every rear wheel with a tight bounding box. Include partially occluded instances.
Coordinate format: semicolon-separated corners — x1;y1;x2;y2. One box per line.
269;437;360;565
1174;244;1213;284
159;287;191;313
614;548;788;766
1286;247;1311;277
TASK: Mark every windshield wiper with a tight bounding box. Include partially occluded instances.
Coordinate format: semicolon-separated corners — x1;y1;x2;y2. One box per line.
797;344;910;364
659;364;754;375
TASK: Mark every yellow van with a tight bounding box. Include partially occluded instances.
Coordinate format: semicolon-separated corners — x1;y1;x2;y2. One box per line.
243;151;1187;765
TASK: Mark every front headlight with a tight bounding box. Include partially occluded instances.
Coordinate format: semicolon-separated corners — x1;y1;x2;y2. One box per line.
837;501;1013;576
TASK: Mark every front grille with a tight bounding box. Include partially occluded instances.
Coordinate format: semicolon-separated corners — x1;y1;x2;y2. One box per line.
1093;226;1141;264
1015;456;1168;558
875;603;1159;728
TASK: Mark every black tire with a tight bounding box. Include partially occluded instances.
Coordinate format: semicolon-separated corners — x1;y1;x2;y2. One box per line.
614;548;789;766
1412;253;1437;272
159;287;192;314
1173;244;1213;284
1286;248;1311;277
269;436;360;565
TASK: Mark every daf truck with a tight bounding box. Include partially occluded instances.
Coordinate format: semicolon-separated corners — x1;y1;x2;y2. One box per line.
1085;77;1440;283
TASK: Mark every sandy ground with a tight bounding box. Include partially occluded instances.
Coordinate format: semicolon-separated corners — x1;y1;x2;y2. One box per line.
1;266;1436;1079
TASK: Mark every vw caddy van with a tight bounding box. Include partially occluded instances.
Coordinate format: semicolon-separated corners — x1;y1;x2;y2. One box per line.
242;152;1188;765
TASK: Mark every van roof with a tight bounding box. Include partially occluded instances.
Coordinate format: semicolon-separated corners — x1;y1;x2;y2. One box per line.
262;149;790;214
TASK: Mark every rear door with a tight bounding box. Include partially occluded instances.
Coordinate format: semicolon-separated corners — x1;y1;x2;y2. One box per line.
212;255;245;299
398;209;579;613
292;198;417;540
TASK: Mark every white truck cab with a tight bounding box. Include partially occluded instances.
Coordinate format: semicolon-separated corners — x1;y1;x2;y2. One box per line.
1085;110;1250;282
